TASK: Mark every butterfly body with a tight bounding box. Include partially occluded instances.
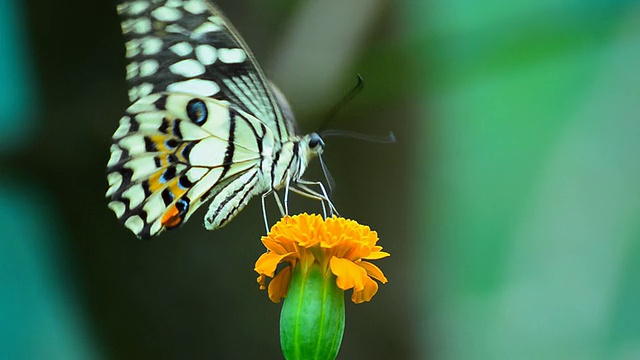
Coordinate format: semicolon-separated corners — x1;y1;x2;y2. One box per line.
107;0;325;238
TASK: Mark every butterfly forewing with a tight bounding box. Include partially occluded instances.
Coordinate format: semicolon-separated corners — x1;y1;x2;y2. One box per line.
116;0;295;140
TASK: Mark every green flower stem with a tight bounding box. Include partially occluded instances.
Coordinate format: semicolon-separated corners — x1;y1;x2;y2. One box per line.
280;263;345;360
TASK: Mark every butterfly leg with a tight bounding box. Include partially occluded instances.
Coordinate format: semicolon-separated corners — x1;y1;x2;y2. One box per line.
299;184;339;217
261;189;287;233
289;187;328;218
261;191;272;233
283;170;291;215
292;179;340;218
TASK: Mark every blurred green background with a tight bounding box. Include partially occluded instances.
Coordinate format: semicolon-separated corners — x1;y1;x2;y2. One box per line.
1;0;639;359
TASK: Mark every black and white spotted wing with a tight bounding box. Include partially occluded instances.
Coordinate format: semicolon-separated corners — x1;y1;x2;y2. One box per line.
118;0;295;140
106;0;326;238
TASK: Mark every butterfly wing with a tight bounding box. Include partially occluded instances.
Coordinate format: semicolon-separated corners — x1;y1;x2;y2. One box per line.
107;93;274;238
117;0;296;140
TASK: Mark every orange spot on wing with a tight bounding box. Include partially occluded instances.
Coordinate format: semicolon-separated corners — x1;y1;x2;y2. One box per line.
161;204;182;228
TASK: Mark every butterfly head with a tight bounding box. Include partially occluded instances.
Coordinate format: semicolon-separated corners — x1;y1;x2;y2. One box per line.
303;132;325;158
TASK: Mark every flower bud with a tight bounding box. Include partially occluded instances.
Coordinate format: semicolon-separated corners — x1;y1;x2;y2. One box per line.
280;262;345;360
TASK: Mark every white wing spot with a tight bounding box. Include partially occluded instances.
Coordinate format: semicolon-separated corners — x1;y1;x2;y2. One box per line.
134;112;164;128
107;145;124;167
184;0;208;14
126;62;139;80
136;93;163;104
125;215;145;235
166;24;188;35
127;95;163;113
207;16;223;26
106;172;123;197
151;6;182;22
128;1;150;15
139;59;160;77
122;185;145;209
119;134;147;154
116;3;127;14
186;168;209;183
128;89;137;102
169;59;206;77
141;37;163;55
175;163;188;174
195;45;217;65
165;0;184;7
169;42;193;56
138;83;154;98
134;18;152;34
108;201;126;218
150;221;162;236
127;156;161;182
121;18;135;33
218;48;246;64
191;22;222;38
143;195;165;222
189;138;228;167
167;79;220;97
113;116;132;139
125;39;140;58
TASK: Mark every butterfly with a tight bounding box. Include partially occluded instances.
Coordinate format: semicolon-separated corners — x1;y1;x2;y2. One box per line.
106;0;335;239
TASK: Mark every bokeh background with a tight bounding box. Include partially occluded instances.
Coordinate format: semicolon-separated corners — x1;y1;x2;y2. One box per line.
1;0;639;359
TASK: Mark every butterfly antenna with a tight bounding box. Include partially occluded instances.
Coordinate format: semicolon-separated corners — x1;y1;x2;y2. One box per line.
318;74;365;132
320;130;396;144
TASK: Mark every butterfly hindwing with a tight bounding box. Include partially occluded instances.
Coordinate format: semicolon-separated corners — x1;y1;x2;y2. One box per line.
107;93;272;238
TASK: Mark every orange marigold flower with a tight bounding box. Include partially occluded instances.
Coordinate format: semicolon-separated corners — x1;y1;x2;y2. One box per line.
254;213;389;304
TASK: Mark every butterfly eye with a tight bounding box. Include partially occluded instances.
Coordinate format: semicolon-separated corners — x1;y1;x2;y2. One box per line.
186;99;208;125
308;134;324;149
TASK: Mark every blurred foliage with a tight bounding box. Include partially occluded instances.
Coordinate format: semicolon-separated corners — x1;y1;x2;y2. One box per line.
406;0;640;359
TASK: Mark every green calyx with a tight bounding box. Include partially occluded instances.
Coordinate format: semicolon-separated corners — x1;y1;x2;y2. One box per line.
280;262;345;360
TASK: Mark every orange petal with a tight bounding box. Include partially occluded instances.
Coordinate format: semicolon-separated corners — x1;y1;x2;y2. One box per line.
261;237;288;254
363;251;390;260
359;261;388;283
268;266;291;303
254;252;292;277
330;257;367;291
351;277;379;304
257;274;267;290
